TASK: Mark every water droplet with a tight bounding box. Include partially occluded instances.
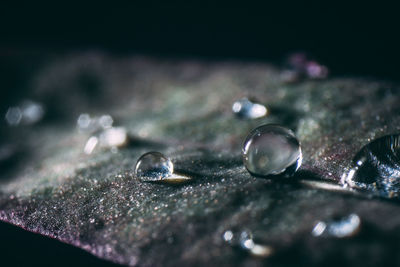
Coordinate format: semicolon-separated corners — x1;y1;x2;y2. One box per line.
135;152;174;181
135;152;192;183
342;134;400;198
242;124;302;178
312;214;361;238
232;98;267;119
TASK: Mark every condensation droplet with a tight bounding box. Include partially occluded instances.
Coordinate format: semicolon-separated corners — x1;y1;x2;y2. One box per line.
232;98;268;119
135;152;174;181
242;124;302;178
342;134;400;198
135;152;191;183
312;214;361;238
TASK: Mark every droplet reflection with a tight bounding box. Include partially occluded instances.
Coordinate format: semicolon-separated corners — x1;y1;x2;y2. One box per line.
242;124;302;178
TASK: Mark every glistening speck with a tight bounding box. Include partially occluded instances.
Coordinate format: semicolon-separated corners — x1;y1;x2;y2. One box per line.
242;124;302;178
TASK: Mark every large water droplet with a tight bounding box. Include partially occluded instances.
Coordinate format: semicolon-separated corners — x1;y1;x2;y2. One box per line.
342;134;400;198
232;98;267;119
135;152;174;181
242;124;302;178
311;214;361;238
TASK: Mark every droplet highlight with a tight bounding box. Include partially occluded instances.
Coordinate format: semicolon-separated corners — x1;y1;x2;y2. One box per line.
242;124;302;178
232;98;267;119
312;214;361;238
342;134;400;198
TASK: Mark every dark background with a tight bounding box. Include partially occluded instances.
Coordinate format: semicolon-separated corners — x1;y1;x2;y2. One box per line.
0;2;399;266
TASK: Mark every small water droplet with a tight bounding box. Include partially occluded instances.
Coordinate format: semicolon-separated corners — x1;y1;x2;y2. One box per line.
135;152;192;184
312;214;361;238
242;124;302;178
342;134;400;198
232;98;268;119
135;152;174;181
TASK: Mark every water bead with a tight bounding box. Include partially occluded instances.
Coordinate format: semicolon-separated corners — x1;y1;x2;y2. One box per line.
135;152;174;182
232;98;267;119
242;124;302;178
342;134;400;198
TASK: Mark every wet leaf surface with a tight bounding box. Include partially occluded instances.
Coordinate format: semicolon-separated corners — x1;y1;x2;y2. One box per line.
1;52;400;266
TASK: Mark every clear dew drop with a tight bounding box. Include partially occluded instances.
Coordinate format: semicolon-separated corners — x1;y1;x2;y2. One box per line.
242;124;302;178
135;152;192;184
232;98;267;119
135;152;174;181
311;214;361;238
342;134;400;198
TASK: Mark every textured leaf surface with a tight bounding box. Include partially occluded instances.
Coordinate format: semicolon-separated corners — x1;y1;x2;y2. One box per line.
1;53;400;266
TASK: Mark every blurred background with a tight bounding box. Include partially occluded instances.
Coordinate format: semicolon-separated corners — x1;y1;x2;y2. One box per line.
0;2;399;266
